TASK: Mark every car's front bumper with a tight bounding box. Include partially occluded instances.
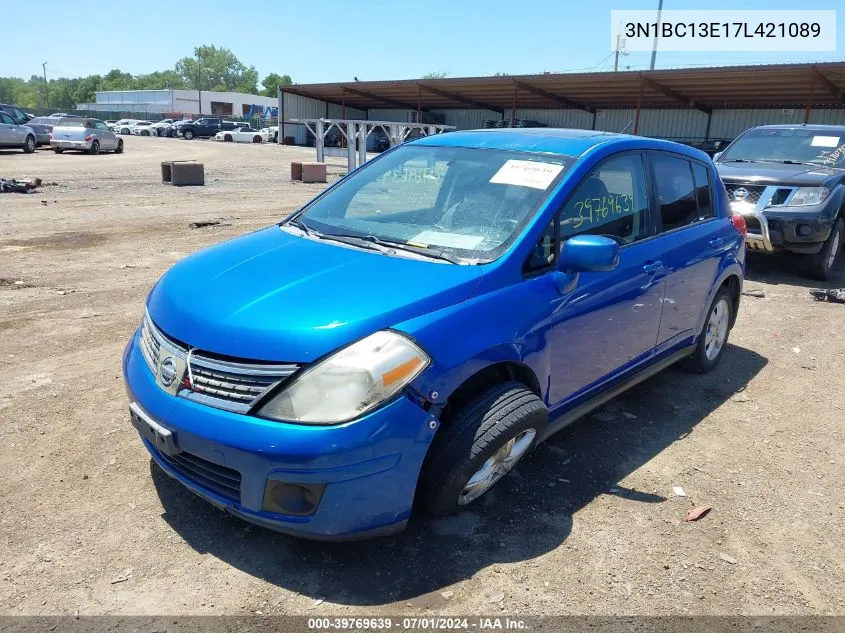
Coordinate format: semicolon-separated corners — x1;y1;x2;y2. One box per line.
729;201;835;255
122;329;439;540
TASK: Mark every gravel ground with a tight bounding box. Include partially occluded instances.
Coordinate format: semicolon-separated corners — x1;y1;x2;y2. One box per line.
0;137;843;617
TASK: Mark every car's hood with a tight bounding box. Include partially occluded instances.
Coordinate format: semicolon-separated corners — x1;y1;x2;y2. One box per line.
146;226;483;363
716;161;843;187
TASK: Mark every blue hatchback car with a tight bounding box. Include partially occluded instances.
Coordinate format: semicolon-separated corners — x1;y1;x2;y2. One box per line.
124;129;747;540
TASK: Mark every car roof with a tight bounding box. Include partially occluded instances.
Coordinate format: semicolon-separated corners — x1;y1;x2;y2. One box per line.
410;127;708;159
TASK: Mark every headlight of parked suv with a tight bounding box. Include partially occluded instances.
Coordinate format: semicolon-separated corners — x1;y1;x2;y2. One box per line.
788;187;829;207
257;330;430;424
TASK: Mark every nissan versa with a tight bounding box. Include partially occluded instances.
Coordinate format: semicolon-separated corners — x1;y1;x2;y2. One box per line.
123;129;747;540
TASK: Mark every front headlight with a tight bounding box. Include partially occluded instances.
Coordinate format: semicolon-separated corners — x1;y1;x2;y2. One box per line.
788;187;829;207
257;330;430;424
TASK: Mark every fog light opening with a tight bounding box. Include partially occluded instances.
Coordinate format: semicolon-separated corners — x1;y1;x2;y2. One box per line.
796;224;813;237
263;481;325;516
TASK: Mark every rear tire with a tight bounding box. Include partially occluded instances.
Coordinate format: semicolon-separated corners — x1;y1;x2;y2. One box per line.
115;139;124;154
53;147;64;154
418;382;547;516
806;218;843;281
680;286;733;374
23;135;36;154
88;140;100;155
253;135;262;143
140;130;149;136
183;129;194;140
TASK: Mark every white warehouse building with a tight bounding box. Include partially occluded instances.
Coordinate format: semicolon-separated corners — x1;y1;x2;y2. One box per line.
77;89;278;118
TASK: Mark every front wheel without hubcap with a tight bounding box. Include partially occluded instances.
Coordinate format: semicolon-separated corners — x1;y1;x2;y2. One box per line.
419;381;548;516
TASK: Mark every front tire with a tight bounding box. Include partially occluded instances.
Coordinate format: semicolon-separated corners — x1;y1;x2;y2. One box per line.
680;286;733;374
223;134;232;142
419;382;548;516
115;139;124;154
806;217;843;281
88;140;100;155
253;135;262;143
183;129;194;140
23;135;36;153
53;147;64;154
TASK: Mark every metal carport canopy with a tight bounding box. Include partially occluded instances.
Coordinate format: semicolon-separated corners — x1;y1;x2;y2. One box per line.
282;61;845;113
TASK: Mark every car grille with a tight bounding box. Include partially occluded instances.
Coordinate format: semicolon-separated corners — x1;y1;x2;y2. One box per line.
725;184;765;204
139;313;300;413
158;449;242;502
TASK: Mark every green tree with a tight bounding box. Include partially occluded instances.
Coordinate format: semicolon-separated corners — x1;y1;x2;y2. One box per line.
136;70;187;90
260;73;292;97
176;45;259;93
421;72;448;79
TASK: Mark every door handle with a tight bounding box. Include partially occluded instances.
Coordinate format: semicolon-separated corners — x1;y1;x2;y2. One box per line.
643;261;664;274
709;237;724;249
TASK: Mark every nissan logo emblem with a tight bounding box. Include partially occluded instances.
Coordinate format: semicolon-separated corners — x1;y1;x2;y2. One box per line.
159;357;178;387
732;187;750;201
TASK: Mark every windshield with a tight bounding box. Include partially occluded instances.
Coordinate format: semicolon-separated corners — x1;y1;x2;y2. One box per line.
719;128;845;168
292;145;573;263
54;120;88;128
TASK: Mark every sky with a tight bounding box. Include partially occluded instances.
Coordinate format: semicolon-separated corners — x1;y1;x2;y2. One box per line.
1;0;842;84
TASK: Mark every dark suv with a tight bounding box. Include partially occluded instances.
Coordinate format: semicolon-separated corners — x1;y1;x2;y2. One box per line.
714;124;845;279
0;103;30;125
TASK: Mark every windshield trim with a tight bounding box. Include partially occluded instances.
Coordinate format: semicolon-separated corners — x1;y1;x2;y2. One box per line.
282;144;576;265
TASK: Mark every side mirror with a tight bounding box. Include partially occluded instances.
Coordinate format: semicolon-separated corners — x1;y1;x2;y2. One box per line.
712;151;723;161
559;235;619;273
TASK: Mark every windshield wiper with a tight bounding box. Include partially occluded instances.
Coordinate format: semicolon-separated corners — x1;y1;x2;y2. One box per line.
287;221;465;264
323;232;465;264
775;160;819;166
315;232;392;254
361;236;466;264
287;217;318;236
720;158;760;163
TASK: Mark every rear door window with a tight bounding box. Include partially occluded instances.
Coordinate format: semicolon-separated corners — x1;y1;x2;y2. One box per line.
652;154;700;232
691;162;714;220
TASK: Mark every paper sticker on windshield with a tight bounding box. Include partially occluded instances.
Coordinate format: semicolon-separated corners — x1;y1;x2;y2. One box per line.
489;160;564;190
811;135;840;147
412;230;484;250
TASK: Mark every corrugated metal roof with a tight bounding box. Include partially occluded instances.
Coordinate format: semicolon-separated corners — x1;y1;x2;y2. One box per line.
282;62;845;112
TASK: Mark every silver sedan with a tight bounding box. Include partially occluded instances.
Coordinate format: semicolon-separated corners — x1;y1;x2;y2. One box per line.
50;118;124;155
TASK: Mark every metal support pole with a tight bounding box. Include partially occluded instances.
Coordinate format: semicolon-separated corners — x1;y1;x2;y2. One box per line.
316;119;325;161
592;111;597;130
511;83;518;127
278;87;285;145
634;76;644;135
704;110;712;141
346;122;356;171
649;0;664;71
804;72;816;124
358;123;367;166
614;34;620;72
417;85;422;124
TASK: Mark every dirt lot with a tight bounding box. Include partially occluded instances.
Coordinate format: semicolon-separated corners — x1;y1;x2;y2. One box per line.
0;137;843;617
